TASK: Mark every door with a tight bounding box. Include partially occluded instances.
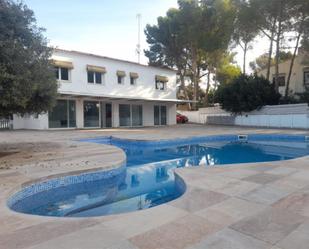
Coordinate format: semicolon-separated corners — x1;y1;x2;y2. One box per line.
154;105;167;125
105;103;112;128
154;105;160;125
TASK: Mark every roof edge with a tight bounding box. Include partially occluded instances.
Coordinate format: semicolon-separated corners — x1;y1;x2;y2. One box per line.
53;48;177;73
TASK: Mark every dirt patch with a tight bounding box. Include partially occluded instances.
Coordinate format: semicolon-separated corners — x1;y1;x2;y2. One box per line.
0;151;18;158
0;142;63;170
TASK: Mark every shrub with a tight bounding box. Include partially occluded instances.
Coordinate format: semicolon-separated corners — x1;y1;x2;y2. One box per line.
216;74;281;114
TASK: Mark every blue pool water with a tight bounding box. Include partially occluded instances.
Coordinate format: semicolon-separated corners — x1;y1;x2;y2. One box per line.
8;134;309;217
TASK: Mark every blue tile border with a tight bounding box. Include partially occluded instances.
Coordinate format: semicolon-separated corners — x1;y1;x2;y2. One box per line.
7;163;125;208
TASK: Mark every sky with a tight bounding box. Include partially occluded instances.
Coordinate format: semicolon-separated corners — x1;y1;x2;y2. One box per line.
23;0;269;72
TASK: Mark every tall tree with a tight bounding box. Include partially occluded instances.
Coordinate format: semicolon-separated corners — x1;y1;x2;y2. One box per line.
232;0;258;74
285;0;309;97
145;0;236;110
249;0;287;84
0;0;58;117
145;8;190;106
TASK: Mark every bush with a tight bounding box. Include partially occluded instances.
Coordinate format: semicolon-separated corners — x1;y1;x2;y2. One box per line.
216;74;281;114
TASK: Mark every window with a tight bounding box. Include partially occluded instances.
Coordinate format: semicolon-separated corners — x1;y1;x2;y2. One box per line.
155;75;168;90
117;70;126;84
87;71;102;84
84;101;100;127
87;71;94;83
272;75;285;86
55;67;70;81
130;72;138;85
130;76;136;85
304;71;309;85
155;80;166;90
119;104;143;127
48;100;76;128
118;75;124;84
154;105;167;125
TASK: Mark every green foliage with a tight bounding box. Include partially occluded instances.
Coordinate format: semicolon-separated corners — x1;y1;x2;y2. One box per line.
145;0;236;109
216;74;280;114
0;0;58;117
249;51;293;72
216;63;241;85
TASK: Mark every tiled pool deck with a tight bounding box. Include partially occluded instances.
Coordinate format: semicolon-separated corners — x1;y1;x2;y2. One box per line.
1;124;309;249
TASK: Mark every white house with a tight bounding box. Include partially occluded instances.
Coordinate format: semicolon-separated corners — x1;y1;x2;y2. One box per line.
13;49;181;129
259;49;309;96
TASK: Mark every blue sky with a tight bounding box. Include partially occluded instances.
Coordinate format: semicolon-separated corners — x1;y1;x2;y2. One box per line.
24;0;269;73
24;0;178;64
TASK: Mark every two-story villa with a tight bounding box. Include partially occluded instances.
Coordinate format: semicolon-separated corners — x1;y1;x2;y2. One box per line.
13;49;179;129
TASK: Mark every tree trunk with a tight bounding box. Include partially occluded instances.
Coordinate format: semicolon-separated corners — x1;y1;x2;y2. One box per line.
191;47;198;110
243;42;247;74
179;72;191;110
266;18;277;81
285;31;301;98
204;71;211;106
274;2;283;93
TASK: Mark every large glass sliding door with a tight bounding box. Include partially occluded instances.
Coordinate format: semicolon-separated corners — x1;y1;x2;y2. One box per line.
132;105;143;126
49;100;76;128
119;104;143;127
119;104;131;127
84;101;100;127
154;105;167;125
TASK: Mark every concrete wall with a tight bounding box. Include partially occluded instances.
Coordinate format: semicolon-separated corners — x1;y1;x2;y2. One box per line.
179;103;309;129
13;114;48;130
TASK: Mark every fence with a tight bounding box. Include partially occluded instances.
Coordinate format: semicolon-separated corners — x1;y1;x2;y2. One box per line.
0;119;10;130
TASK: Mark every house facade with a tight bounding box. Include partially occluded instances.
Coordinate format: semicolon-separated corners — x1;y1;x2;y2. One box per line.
259;50;309;96
13;49;179;129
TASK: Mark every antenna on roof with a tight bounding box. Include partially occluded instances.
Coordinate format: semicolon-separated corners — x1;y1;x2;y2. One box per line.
136;13;141;64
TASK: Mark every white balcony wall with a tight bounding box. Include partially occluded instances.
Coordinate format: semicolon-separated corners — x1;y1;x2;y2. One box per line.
53;50;177;100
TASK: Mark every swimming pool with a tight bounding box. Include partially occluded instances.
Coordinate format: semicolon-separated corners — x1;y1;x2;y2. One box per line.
8;134;309;217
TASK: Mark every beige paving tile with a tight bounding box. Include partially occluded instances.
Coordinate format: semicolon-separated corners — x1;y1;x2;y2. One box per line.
230;207;304;245
240;185;290;205
169;188;228;212
187;228;272;249
276;221;309;249
187;175;239;192
290;170;309;181
243;173;283;185
268;176;309;192
103;204;188;238
217;168;259;179
195;197;267;226
0;219;99;249
215;179;261;197
273;192;309;217
130;214;220;249
247;164;279;172
25;223;138;249
266;167;297;176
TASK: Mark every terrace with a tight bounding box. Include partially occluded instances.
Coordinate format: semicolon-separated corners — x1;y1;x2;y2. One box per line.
1;124;309;249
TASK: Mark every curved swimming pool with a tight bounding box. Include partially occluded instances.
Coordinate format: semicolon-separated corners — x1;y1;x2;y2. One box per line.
8;134;309;217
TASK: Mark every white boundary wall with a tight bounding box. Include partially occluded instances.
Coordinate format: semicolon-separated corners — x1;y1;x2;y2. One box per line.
179;103;309;129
